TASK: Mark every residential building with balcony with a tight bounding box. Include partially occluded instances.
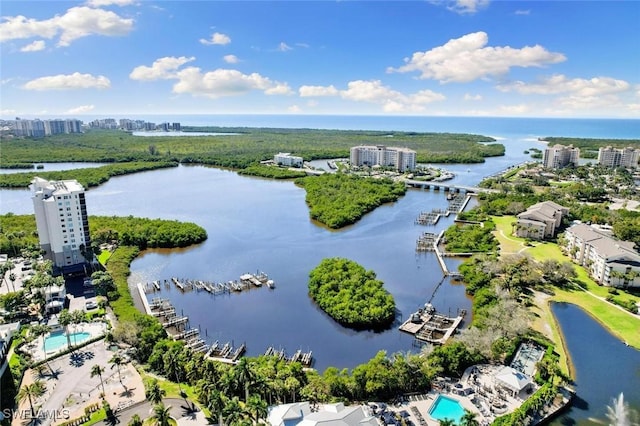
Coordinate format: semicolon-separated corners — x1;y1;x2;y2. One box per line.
598;146;640;168
274;152;304;167
30;177;92;271
563;223;640;288
350;145;417;172
542;144;580;169
515;201;569;240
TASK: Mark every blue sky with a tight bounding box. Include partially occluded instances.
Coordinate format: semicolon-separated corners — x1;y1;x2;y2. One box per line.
1;0;639;118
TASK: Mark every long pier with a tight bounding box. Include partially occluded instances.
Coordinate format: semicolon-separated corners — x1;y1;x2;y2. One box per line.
140;272;273;296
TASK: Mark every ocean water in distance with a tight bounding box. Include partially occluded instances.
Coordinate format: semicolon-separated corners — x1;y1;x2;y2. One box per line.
71;114;640;140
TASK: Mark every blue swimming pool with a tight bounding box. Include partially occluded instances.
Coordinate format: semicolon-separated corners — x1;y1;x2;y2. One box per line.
44;331;91;352
429;395;466;424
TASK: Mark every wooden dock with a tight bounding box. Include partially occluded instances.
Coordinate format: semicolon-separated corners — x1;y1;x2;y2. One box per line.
399;306;466;345
264;346;314;368
207;341;246;364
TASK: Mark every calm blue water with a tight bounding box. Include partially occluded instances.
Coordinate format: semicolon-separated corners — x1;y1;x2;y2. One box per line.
44;331;91;352
59;114;640;139
1;115;639;424
429;395;466;424
550;303;640;426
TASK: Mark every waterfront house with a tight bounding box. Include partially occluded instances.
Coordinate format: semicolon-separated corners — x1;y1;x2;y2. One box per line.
563;223;640;288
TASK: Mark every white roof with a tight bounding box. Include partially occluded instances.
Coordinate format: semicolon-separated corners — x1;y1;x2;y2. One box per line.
494;366;532;391
268;402;375;426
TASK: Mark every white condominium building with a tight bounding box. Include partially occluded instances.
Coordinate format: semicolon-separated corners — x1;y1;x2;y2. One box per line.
598;146;640;168
350;145;416;172
542;144;580;169
564;223;640;288
30;177;92;270
274;152;304;167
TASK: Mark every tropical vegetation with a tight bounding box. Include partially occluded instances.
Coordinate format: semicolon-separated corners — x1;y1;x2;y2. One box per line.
308;257;396;328
0;162;177;189
295;173;407;228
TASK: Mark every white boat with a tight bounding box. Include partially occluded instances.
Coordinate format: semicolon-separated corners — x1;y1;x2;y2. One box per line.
266;279;275;289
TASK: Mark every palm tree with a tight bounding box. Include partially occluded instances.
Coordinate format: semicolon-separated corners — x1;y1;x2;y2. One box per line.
17;380;46;418
91;364;106;396
109;353;126;387
234;357;256;402
128;414;143;426
58;309;73;351
148;403;172;426
145;378;166;404
438;419;456;426
206;389;226;426
70;309;86;346
222;397;245;425
31;324;54;375
460;409;480;426
8;272;17;292
245;394;267;424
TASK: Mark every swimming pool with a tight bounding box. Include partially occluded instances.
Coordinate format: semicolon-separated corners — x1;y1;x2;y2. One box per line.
429;395;466;424
44;331;91;352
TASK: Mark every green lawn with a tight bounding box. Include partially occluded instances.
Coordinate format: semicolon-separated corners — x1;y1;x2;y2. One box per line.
97;250;112;265
490;215;640;353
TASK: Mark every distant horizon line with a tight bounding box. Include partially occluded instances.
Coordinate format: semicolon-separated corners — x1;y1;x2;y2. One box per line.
2;113;639;121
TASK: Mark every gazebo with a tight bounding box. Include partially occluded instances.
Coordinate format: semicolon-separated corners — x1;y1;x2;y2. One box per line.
493;366;533;398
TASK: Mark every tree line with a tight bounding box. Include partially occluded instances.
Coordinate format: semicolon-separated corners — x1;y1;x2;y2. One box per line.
295;173;407;228
308;257;396;329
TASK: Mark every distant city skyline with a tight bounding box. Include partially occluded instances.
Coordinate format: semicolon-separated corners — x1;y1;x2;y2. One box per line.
1;1;639;119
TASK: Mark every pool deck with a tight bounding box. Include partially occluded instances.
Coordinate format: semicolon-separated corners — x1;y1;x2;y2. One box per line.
26;322;107;362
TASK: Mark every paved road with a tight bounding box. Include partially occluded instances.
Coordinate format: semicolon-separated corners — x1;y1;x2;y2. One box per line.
99;398;208;426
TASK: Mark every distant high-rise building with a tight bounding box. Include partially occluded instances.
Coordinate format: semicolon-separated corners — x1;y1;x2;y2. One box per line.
542;144;580;169
172;122;181;131
30;177;91;270
349;145;416;172
598;146;640;168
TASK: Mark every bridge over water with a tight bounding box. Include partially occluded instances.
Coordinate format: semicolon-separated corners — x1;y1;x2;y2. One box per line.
403;179;499;194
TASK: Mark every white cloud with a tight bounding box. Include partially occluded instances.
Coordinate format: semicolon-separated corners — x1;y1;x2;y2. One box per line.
129;56;292;98
86;0;135;7
288;105;302;113
130;56;195;80
265;83;294;95
464;93;483;101
20;40;45;52
497;74;630;96
313;80;447;112
388;32;566;83
223;54;239;64
199;32;231;46
447;0;490;14
1;109;17;116
172;67;289;98
299;85;339;97
515;9;530;15
277;42;292;52
0;7;134;47
23;72;111;90
66;104;95;114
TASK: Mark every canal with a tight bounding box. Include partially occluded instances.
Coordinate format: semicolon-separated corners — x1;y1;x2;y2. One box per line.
550;303;640;425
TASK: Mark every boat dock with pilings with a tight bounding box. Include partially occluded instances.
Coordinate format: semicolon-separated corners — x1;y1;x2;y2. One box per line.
399;303;466;345
140;271;274;295
264;346;314;368
141;293;209;353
